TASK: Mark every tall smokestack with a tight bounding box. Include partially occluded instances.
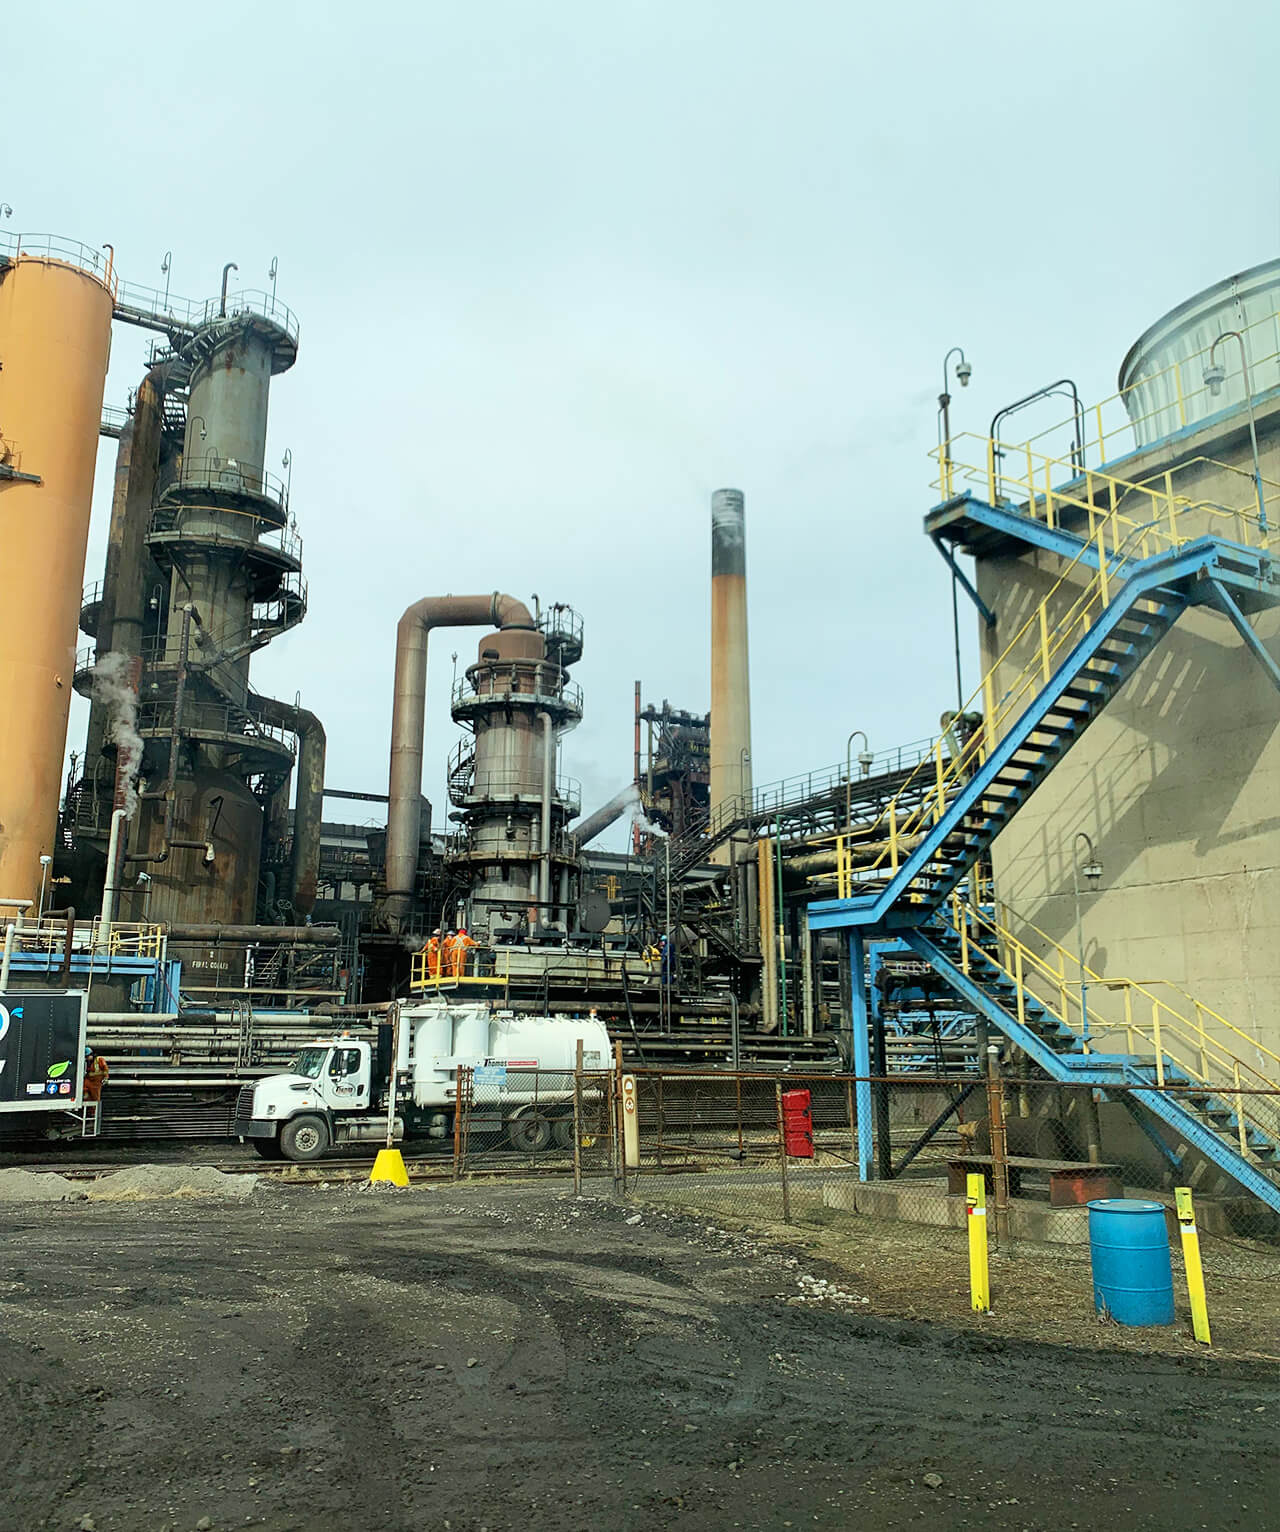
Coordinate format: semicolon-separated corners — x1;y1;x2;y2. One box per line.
710;488;752;864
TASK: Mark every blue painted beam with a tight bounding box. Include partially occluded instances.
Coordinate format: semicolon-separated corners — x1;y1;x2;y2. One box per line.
1208;578;1280;697
848;931;874;1181
810;538;1265;934
1129;1088;1280;1215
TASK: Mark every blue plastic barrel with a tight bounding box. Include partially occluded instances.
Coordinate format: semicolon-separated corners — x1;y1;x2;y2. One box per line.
1087;1199;1175;1326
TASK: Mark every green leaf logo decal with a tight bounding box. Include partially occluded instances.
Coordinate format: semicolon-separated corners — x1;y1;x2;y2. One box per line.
47;1060;70;1079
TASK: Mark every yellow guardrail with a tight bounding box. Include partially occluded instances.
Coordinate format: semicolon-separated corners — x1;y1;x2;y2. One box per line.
409;948;511;991
822;447;1280;901
2;919;165;960
942;895;1280;1161
937;430;1276;547
944;304;1280;474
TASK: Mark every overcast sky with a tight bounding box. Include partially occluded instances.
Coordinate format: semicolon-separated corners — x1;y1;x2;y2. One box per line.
10;1;1280;848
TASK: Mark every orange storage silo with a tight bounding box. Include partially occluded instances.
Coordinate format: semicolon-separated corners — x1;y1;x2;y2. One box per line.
0;245;114;905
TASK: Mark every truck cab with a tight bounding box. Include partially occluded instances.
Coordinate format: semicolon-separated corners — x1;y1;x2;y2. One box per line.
234;1034;388;1162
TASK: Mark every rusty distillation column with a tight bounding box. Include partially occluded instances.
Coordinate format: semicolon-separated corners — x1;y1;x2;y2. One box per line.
709;488;753;866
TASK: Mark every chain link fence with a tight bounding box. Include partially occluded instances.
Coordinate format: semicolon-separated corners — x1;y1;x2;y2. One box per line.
427;1057;1279;1339
615;1069;1280;1284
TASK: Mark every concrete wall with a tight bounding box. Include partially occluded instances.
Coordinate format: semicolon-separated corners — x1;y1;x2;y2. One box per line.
976;401;1280;1066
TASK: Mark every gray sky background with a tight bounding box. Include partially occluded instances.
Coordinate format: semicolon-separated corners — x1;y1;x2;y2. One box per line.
10;1;1280;848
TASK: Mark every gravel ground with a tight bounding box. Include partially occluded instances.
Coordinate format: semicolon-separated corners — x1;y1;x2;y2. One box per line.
0;1179;1276;1532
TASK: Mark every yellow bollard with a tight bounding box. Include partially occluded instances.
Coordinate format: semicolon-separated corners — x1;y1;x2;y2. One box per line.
1174;1187;1211;1345
967;1172;990;1313
370;1148;409;1187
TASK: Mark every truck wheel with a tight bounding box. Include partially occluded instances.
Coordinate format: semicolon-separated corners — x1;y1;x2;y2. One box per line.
551;1117;575;1151
509;1113;552;1153
280;1115;330;1162
252;1138;284;1160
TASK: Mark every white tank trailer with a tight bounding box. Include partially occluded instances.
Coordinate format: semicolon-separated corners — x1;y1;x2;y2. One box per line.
233;1000;611;1161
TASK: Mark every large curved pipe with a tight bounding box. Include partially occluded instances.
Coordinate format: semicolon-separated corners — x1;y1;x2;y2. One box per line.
256;696;327;915
572;785;637;850
386;592;535;925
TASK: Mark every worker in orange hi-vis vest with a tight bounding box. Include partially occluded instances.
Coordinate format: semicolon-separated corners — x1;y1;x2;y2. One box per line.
452;927;478;977
424;929;444;979
83;1046;109;1102
441;930;459;978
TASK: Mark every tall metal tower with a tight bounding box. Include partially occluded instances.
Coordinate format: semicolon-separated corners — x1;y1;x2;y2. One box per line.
72;274;309;925
444;604;584;937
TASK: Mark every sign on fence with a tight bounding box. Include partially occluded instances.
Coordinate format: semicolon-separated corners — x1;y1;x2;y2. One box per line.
474;1063;508;1087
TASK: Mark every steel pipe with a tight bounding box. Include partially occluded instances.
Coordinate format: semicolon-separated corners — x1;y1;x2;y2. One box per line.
255;697;326;914
386;592;534;926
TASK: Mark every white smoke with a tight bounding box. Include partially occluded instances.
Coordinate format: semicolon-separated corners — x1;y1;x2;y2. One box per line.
91;651;144;820
624;781;667;839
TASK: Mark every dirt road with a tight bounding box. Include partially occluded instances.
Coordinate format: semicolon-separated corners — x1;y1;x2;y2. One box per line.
0;1181;1274;1531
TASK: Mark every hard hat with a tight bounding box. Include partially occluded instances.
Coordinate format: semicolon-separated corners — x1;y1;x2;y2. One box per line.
433;928;442;936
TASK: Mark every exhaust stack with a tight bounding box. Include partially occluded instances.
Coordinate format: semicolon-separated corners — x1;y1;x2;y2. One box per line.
709;488;752;864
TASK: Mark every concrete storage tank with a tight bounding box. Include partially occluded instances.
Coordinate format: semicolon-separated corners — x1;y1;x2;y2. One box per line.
1118;258;1280;447
0;240;114;904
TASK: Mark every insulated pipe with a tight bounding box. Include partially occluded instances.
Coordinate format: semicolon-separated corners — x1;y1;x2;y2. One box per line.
572;785;637;849
161;923;341;943
100;808;127;936
255;697;327;915
539;709;555;918
386;593;534;925
710;490;752;866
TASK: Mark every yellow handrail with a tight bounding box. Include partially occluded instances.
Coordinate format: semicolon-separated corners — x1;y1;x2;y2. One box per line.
991;897;1280;1081
941;895;1280;1158
822;442;1280;901
944;304;1280;472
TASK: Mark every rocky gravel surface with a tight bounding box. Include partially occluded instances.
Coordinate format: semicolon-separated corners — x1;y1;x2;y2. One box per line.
0;1181;1275;1531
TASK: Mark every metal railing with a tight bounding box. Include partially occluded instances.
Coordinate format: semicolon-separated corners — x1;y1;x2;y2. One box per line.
81;580;103;608
950;305;1280;477
147;502;303;566
829;460;1280;895
112;279;299;347
453;766;583;816
452;673;584;715
165;455;290;512
661;737;938;872
941;895;1280;1162
0;232;118;298
0;914;164;959
137;697;295;752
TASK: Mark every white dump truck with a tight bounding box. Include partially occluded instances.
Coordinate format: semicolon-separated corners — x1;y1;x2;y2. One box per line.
232;1000;612;1162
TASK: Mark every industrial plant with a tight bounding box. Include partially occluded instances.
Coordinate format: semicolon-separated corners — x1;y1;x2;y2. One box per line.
2;227;1279;1224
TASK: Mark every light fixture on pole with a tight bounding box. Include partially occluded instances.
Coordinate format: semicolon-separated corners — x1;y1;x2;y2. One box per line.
738;746;751;817
37;854;52;920
938;346;972;495
939;347;973;714
845;729;871;831
1204;331;1267;531
1071;831;1102;1045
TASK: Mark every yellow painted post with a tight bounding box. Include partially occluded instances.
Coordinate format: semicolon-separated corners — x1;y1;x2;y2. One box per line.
1152;998;1165;1087
986;436;996;502
1015;945;1026;1031
1233;1061;1248;1156
889;807;899;872
1095;404;1106;464
1173;362;1186;430
934;740;945;822
1123;986;1135;1055
1038;605;1051;683
1174;1187;1212;1345
967;1172;990;1313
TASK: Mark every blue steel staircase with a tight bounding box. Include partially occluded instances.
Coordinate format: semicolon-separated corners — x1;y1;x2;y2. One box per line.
811;446;1280;1211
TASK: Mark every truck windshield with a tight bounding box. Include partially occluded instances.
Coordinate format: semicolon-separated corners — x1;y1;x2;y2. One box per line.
292;1047;328;1079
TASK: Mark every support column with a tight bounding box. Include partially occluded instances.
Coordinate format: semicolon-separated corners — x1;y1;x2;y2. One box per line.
848;930;873;1181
